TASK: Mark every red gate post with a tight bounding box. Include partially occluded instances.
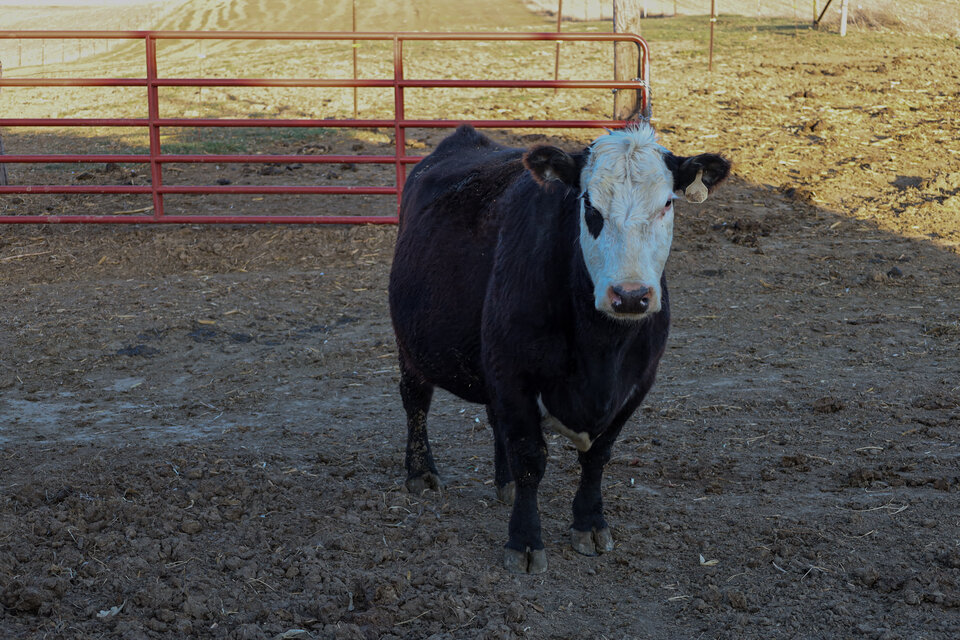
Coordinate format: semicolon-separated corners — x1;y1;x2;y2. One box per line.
0;60;7;187
393;35;406;208
145;34;164;219
352;0;358;119
554;0;563;94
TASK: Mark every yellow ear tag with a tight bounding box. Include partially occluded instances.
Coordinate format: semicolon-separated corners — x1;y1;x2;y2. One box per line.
684;169;708;203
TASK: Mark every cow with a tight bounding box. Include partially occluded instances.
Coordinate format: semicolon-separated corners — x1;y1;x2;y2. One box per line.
388;123;730;573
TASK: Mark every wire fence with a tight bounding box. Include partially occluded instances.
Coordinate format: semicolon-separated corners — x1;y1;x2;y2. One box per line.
523;0;960;36
0;1;175;70
523;0;826;21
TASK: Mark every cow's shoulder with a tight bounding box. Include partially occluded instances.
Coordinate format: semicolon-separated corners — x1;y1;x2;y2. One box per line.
414;125;517;180
480;186;582;375
432;124;507;157
403;127;527;234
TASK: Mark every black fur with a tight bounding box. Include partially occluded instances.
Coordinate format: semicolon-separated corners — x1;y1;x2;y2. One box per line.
389;125;671;569
582;193;604;238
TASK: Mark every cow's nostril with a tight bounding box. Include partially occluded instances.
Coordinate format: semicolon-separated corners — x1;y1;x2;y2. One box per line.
609;289;623;309
609;285;652;315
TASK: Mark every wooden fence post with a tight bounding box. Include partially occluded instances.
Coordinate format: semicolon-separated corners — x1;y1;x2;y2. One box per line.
614;0;642;120
839;0;848;35
709;0;716;72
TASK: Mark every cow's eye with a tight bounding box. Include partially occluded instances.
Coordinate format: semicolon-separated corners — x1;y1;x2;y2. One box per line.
665;200;672;209
583;196;603;238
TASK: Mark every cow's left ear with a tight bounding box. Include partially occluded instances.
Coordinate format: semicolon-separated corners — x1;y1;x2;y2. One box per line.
523;145;583;189
664;153;731;203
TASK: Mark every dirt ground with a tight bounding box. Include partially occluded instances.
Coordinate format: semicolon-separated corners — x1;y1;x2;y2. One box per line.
2;15;960;640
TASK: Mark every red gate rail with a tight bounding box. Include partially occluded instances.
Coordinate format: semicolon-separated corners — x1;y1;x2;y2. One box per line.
0;30;649;224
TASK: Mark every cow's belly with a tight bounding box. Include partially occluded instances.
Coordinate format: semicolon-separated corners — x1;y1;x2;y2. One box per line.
390;216;495;405
391;291;491;404
409;341;489;404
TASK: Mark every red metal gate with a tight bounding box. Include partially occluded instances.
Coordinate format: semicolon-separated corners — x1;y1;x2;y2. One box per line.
0;31;649;224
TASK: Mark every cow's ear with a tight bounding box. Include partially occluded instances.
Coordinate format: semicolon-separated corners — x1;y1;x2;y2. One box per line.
664;152;731;203
523;145;582;188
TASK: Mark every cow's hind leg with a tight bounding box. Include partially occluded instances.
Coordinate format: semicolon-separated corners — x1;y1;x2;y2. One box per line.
485;405;515;505
400;361;441;493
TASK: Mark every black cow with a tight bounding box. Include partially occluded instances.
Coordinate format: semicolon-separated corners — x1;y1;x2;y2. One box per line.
388;124;730;573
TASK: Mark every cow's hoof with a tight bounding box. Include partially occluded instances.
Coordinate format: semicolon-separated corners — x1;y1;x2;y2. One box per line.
570;527;615;556
405;472;442;494
495;481;516;505
503;547;548;574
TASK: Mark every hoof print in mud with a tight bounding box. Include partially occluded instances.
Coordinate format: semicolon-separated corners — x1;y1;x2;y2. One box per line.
503;547;548;574
570;527;615;556
495;481;516;505
405;473;442;494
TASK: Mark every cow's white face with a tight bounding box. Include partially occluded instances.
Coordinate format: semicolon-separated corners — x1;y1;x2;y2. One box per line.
578;127;675;319
522;124;730;320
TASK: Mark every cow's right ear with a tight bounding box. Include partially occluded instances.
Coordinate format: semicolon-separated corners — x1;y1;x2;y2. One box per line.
664;152;731;203
523;146;582;188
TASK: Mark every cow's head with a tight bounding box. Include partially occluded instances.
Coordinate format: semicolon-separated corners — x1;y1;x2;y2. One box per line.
523;124;730;319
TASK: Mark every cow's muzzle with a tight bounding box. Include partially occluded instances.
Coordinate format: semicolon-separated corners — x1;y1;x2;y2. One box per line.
607;284;654;316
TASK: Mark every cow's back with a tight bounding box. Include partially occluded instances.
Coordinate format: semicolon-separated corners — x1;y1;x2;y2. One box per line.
389;126;526;403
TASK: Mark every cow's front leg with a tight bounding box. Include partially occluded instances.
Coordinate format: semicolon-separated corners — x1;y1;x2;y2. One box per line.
492;394;547;574
570;393;647;555
503;433;547;573
570;438;617;556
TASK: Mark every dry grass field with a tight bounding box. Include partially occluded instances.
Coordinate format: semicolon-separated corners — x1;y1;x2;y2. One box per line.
1;2;959;639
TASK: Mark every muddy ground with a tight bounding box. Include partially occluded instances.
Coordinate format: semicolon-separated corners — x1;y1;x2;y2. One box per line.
2;18;960;640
